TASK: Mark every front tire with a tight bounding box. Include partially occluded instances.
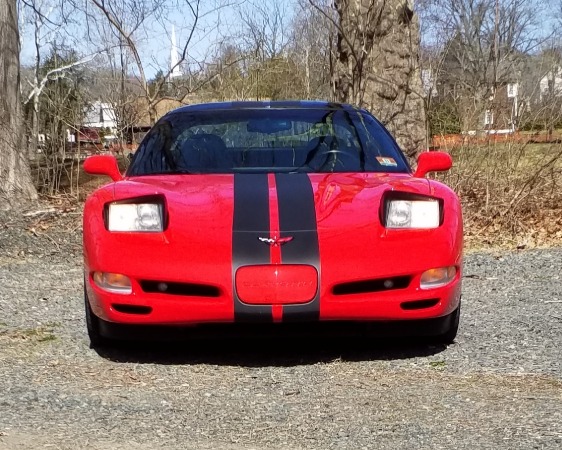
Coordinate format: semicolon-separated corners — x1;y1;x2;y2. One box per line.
84;282;110;348
434;302;460;345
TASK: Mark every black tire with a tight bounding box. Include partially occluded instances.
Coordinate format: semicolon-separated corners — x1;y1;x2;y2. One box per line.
84;282;110;348
434;302;461;345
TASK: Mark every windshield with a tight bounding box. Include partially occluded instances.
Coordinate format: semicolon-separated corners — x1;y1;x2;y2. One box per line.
127;108;410;176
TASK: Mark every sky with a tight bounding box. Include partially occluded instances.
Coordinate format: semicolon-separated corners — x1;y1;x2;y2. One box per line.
18;0;297;81
19;0;556;83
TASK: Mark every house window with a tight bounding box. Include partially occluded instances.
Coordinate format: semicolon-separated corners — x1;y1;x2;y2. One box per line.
507;83;518;98
484;110;494;126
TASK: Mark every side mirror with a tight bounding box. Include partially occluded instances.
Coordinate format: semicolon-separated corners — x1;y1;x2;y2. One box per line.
414;151;452;178
83;154;123;182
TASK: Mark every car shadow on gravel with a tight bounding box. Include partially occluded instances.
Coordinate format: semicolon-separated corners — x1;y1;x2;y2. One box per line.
92;323;449;366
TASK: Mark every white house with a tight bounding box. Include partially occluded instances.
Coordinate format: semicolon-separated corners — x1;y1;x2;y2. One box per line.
83;101;117;129
539;67;562;101
80;101;118;144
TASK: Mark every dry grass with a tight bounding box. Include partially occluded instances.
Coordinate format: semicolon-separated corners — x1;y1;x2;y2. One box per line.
438;141;562;250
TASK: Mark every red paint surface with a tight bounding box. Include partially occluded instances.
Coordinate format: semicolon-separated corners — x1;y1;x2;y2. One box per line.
84;174;236;324
414;151;452;178
83;154;123;181
267;173;282;265
308;173;462;320
272;305;283;322
83;169;463;325
235;264;318;305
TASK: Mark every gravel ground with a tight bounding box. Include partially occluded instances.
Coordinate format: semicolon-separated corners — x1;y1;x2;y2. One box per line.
0;208;561;449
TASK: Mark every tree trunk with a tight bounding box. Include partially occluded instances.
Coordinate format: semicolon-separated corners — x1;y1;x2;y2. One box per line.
148;100;158;126
333;0;427;159
0;0;38;208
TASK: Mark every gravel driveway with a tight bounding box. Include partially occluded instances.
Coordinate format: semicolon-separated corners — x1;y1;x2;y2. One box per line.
0;210;561;449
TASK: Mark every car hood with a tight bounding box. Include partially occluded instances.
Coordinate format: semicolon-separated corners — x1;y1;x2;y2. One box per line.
115;172;429;232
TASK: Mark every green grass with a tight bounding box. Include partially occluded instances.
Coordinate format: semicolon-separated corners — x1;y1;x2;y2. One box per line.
429;361;446;368
1;323;59;344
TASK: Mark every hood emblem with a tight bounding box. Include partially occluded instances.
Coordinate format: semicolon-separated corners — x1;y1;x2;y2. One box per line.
258;236;294;247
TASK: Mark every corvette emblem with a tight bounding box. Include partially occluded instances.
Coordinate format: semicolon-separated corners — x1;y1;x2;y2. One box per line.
258;236;294;246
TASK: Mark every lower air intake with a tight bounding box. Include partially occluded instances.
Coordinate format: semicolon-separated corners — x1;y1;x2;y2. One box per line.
112;304;152;315
140;280;220;297
332;276;411;295
400;299;440;310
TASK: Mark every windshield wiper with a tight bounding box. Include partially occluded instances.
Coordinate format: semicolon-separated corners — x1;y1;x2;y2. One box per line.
166;169;195;175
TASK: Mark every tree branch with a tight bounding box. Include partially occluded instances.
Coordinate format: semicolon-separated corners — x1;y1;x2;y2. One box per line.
24;53;98;104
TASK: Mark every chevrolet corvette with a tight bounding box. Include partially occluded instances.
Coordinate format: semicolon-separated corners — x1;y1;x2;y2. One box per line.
83;101;462;347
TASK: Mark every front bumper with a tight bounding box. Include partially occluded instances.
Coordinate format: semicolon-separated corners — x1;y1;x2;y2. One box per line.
95;309;460;341
85;267;462;326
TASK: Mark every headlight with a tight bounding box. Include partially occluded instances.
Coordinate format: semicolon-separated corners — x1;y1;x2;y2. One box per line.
108;203;163;232
386;199;440;229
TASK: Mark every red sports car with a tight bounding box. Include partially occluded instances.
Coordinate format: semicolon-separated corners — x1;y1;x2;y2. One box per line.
83;101;462;347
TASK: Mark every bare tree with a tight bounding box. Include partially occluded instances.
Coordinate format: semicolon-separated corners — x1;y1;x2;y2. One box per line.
30;46;91;195
86;14;148;148
87;0;228;125
290;0;334;99
87;0;165;124
420;0;548;133
233;0;293;100
0;0;38;207
311;0;427;158
205;0;311;101
19;0;100;158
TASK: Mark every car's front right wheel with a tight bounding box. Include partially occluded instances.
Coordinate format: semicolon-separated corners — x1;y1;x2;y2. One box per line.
84;282;110;348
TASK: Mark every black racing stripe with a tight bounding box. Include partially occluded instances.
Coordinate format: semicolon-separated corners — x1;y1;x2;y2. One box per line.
275;173;321;321
232;174;273;322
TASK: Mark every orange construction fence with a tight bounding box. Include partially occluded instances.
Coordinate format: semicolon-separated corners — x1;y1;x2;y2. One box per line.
431;131;562;150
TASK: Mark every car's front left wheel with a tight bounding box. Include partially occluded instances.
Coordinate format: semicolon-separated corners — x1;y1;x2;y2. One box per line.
434;302;460;345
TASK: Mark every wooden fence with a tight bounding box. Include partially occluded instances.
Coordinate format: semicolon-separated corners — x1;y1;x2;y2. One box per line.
431;131;562;150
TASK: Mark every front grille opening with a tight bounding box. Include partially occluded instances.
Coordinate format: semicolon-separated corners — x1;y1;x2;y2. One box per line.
112;304;152;315
400;299;440;310
140;280;220;297
332;276;411;296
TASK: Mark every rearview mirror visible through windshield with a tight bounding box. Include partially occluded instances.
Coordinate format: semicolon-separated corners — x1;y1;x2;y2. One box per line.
247;118;292;134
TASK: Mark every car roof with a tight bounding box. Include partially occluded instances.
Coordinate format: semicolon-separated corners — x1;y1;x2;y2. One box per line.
168;100;362;115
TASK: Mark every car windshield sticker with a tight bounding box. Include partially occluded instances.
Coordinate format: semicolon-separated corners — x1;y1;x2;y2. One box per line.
376;156;398;167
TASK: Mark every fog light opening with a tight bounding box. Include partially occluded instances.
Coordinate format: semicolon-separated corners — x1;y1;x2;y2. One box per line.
383;279;394;289
93;272;132;294
420;266;457;290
